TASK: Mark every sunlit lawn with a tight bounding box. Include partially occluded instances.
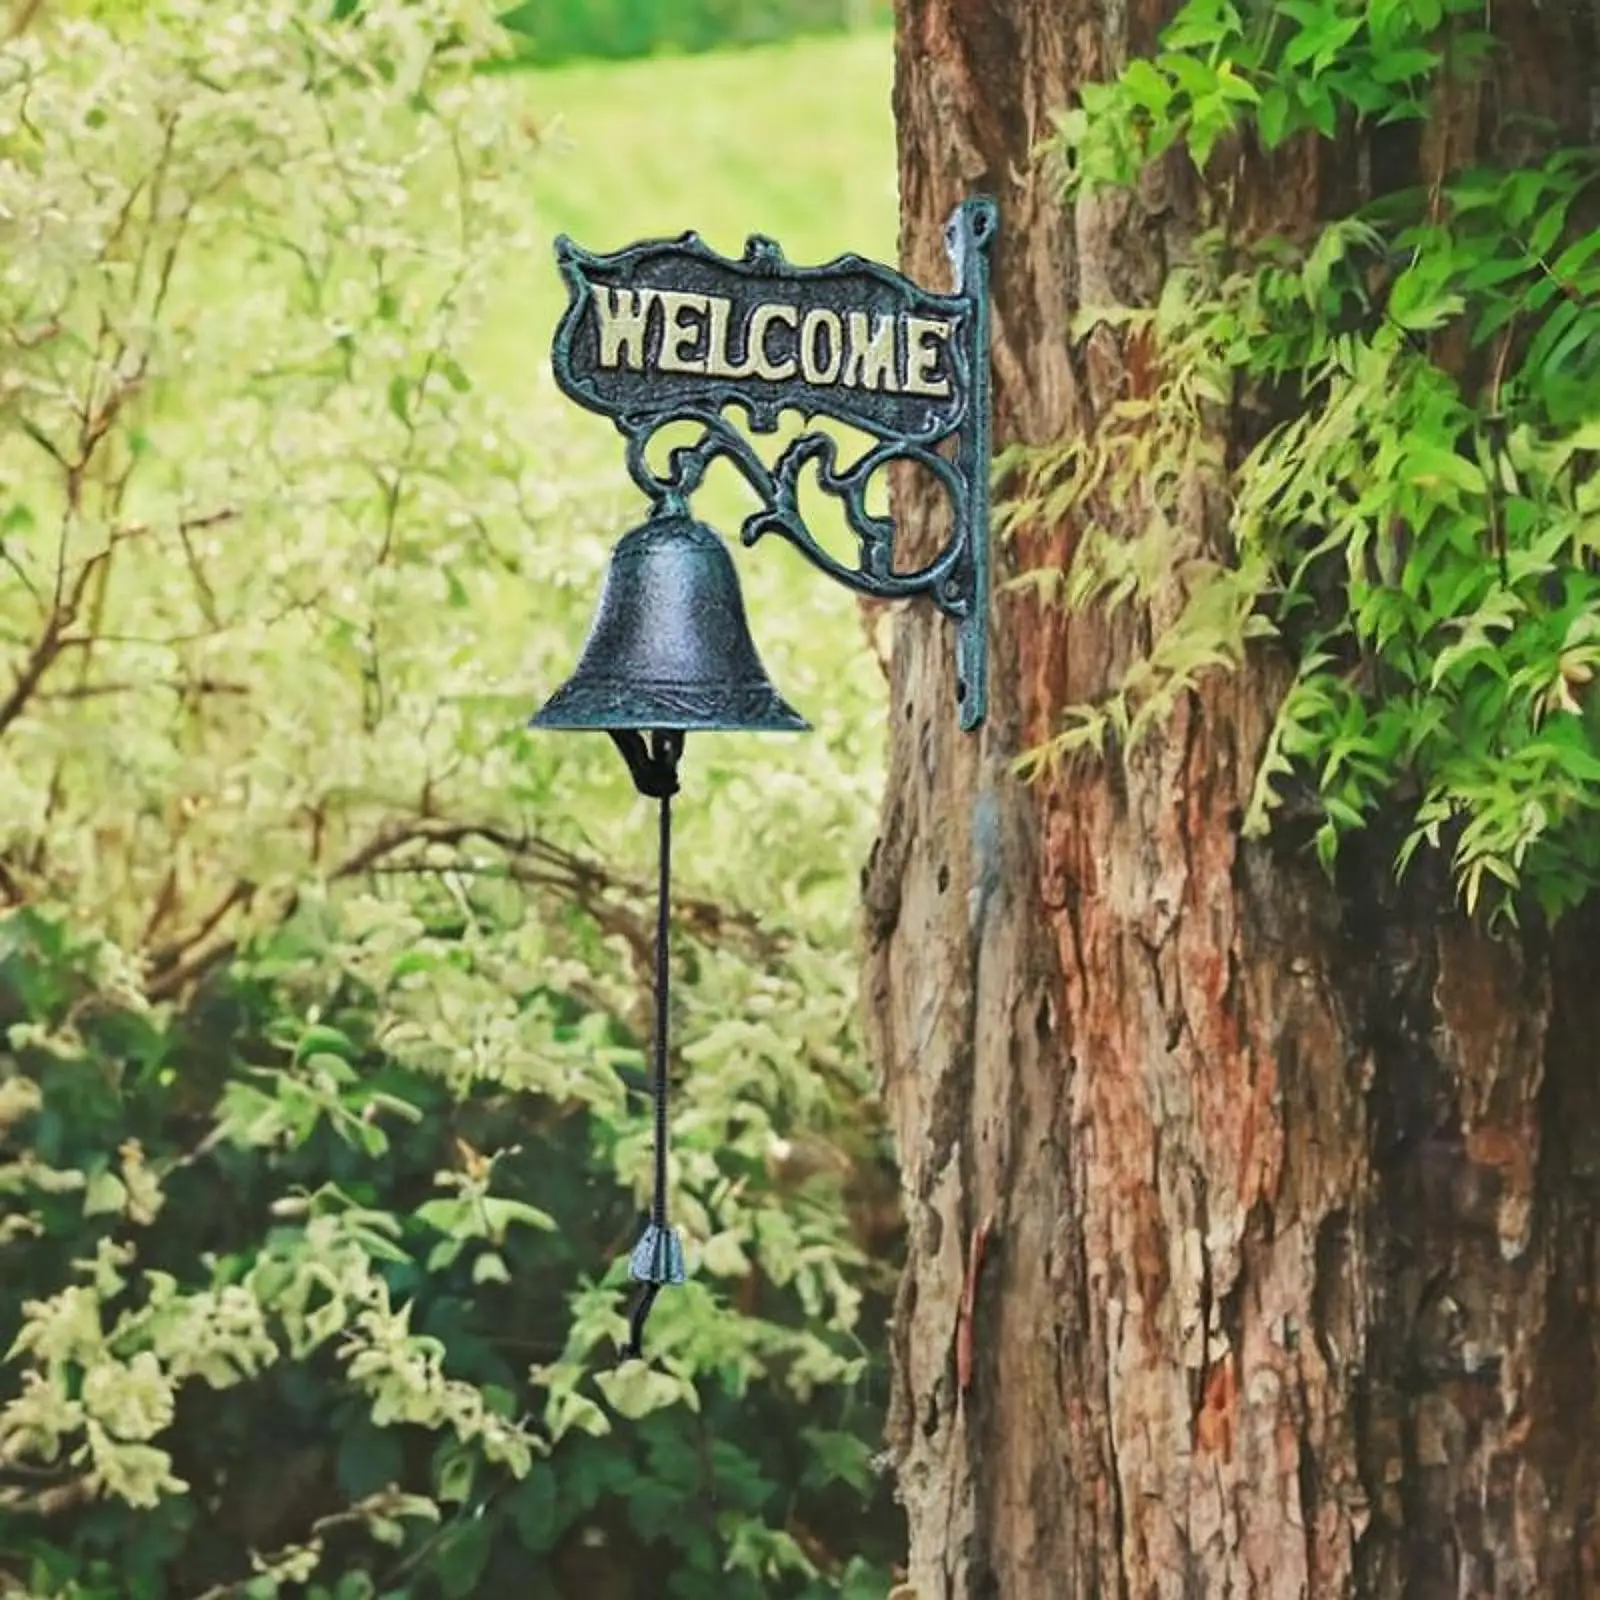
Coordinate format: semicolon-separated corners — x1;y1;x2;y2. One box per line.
514;33;897;258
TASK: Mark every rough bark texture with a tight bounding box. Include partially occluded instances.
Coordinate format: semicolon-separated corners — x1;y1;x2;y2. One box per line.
865;3;1600;1596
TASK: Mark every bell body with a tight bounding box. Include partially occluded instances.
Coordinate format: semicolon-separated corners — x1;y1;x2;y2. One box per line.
531;513;809;734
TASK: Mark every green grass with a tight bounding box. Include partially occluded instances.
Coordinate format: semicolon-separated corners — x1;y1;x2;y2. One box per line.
514;31;896;260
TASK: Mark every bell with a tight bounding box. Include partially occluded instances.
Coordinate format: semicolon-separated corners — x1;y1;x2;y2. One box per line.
531;513;809;733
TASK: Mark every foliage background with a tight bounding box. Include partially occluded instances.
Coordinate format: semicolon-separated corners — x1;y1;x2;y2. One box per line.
491;0;891;68
0;3;902;1596
55;0;893;67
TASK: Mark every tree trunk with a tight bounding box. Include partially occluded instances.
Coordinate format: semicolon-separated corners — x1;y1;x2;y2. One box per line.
867;3;1600;1596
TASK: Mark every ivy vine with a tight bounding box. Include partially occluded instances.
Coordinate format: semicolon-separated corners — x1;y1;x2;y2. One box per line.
1000;0;1600;923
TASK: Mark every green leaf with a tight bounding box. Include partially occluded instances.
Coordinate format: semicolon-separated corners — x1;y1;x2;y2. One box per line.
337;1420;404;1498
1166;53;1219;102
1550;735;1600;784
1163;4;1240;51
556;1438;635;1515
434;1445;476;1506
1459;254;1528;292
1404;446;1485;496
360;1091;423;1124
1388;266;1464;331
294;1025;358;1064
700;1230;750;1277
1550;231;1600;282
546;1387;611;1442
1121;59;1173;115
416;1197;475;1235
427;1237;466;1271
1214;64;1260;105
1314;820;1340;877
1526;196;1574;259
800;1428;875;1493
389;949;438;979
627;1478;690;1542
1282;11;1363;73
1472;293;1521;347
479;1197;556;1236
509;1464;559;1551
303;1050;357;1085
1257;86;1292;147
1300;82;1338;138
1521;298;1583;376
83;1169;127;1217
471;1250;512;1284
1370;46;1438;83
596;1362;688;1421
433;1521;492;1600
438;356;473;394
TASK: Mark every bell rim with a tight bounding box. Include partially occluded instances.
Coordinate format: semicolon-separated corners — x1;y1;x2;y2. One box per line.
529;677;811;734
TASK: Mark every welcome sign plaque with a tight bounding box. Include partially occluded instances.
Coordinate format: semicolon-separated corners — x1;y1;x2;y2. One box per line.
550;198;996;730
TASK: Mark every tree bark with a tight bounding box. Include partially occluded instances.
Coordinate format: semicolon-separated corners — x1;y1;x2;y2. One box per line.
867;3;1600;1596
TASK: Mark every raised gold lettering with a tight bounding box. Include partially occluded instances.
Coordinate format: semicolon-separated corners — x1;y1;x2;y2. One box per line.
799;309;843;385
593;286;653;371
589;281;958;403
903;316;952;397
840;312;898;391
703;294;745;378
656;291;710;374
748;304;797;381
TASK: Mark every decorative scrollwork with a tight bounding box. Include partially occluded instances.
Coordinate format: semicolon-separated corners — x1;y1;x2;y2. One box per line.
624;411;968;606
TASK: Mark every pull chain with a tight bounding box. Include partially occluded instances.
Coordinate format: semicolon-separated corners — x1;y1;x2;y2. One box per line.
609;729;686;1360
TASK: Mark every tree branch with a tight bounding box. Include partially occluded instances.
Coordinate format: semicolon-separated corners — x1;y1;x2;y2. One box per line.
139;817;792;1003
35;677;251;702
0;509;236;740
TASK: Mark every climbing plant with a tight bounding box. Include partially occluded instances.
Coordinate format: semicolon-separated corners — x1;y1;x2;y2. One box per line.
1000;0;1600;923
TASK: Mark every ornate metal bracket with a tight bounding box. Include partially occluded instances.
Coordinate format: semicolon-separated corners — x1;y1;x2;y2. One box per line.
549;197;997;731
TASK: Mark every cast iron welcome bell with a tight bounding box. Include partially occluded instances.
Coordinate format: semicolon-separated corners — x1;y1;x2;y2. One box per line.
531;199;997;1358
